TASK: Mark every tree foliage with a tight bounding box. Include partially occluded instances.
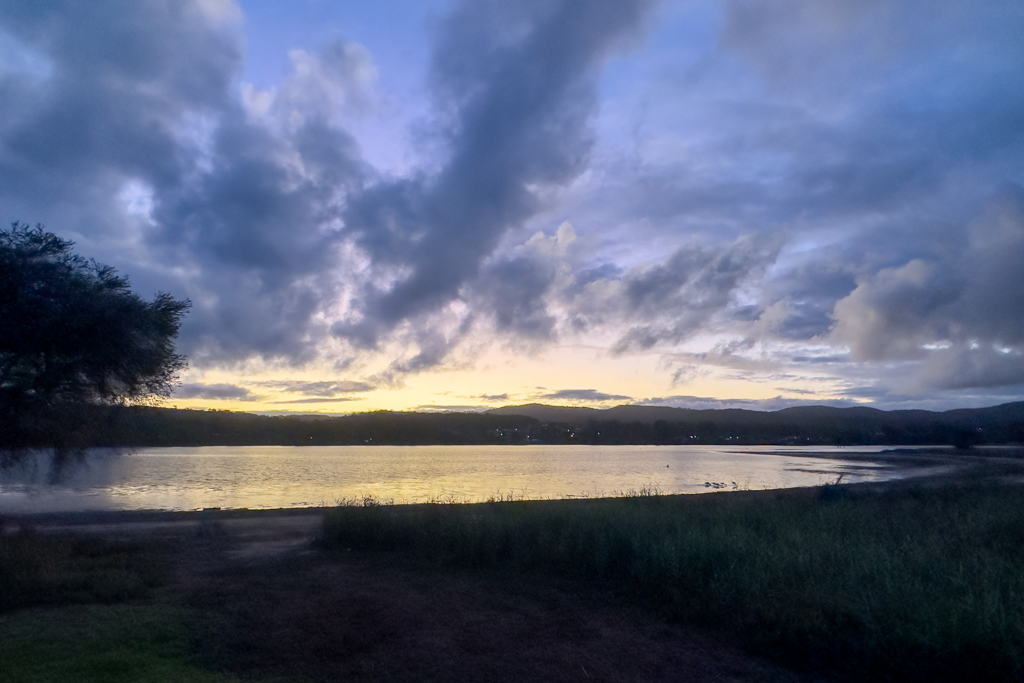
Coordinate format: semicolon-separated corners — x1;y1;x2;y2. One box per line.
0;223;190;451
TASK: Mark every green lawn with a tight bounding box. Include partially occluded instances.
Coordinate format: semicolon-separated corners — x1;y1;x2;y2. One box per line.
0;533;257;683
0;604;244;683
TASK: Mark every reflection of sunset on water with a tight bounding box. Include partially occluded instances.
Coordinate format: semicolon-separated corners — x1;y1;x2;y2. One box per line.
0;445;943;514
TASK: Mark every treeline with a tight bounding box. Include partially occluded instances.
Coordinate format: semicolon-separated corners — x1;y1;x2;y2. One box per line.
528;416;1024;447
65;407;541;447
5;402;1021;449
496;402;1024;447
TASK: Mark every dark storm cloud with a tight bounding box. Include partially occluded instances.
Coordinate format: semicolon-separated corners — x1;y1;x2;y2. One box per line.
0;1;367;363
540;389;632;402
336;0;655;349
0;1;237;207
174;382;256;401
152;106;365;361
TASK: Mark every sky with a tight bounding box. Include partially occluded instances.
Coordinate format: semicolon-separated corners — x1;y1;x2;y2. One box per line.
1;0;1023;414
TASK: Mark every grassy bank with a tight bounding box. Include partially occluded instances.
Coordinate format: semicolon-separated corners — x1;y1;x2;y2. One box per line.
322;479;1024;681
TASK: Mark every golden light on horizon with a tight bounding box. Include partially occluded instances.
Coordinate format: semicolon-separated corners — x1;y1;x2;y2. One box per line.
170;341;851;414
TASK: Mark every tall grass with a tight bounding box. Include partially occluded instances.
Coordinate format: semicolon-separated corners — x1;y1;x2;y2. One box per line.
322;481;1024;681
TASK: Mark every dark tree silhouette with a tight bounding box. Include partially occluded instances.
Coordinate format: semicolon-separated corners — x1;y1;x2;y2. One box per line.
0;223;190;454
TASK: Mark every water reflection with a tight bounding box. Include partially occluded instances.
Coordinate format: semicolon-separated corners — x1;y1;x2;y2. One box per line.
0;445;942;514
0;448;130;486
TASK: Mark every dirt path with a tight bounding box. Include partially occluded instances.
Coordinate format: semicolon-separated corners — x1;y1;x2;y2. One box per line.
13;507;828;683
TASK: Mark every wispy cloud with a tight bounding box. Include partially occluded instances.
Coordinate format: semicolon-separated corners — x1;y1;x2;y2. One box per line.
173;383;257;401
636;395;858;411
410;404;489;413
539;389;633;403
269;397;365;404
472;393;510;402
256;380;376;397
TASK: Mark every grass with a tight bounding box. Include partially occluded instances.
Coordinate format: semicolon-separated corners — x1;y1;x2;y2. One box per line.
0;529;163;613
322;478;1024;681
0;604;246;683
0;531;256;683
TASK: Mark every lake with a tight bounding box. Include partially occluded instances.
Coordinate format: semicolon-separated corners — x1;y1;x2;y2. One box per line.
0;445;942;514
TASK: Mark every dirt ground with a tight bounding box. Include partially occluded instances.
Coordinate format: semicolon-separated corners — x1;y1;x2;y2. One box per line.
12;507;829;683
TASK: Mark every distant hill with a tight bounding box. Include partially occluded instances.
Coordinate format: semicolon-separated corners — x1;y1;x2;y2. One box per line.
2;402;1020;449
486;404;603;423
489;402;1024;426
487;402;1024;447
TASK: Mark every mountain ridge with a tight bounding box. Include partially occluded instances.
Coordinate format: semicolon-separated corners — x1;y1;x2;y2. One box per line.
486;401;1024;426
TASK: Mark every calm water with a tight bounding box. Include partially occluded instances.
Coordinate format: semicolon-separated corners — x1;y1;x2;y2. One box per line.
0;445;940;513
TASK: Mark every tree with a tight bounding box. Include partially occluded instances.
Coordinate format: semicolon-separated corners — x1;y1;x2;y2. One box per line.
0;223;190;453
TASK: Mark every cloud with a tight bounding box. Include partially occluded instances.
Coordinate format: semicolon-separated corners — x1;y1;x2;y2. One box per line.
174;382;256;401
637;395;859;411
270;397;364;404
0;0;651;378
370;318;476;386
832;259;962;362
1;0;1022;411
269;41;378;122
335;0;655;353
411;404;488;413
0;1;368;365
609;235;783;352
257;380;375;397
830;185;1024;391
473;393;509;402
458;226;783;353
557;0;1024;352
472;221;577;343
540;389;633;403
